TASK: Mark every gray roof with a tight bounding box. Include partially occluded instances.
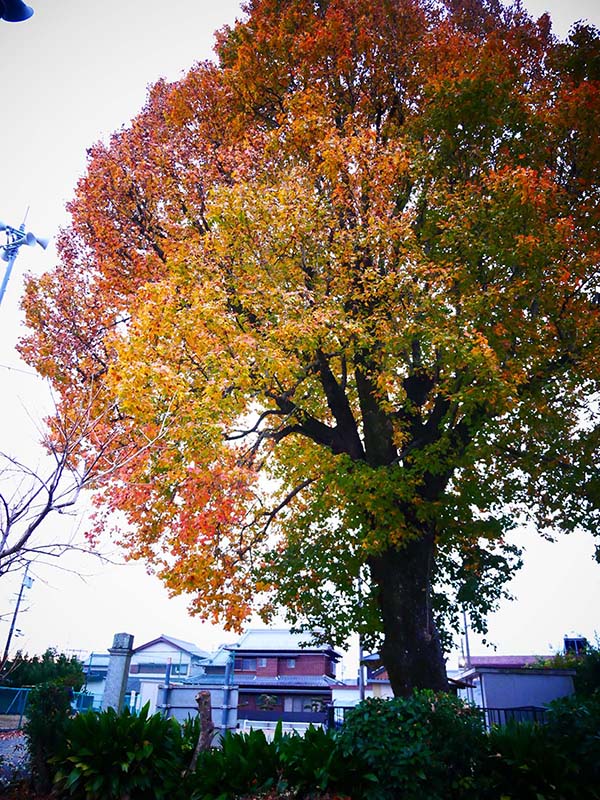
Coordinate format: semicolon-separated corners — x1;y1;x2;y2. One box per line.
231;629;339;656
204;644;234;667
237;674;340;689
133;635;210;660
461;655;541;669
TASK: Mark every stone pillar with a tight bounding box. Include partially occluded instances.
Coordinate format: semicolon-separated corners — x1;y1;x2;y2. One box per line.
102;632;134;712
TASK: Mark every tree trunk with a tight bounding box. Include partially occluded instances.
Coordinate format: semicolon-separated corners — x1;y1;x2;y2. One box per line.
186;690;215;775
368;532;447;696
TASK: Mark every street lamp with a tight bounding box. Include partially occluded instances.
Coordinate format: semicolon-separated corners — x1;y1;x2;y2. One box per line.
0;218;49;307
0;1;34;22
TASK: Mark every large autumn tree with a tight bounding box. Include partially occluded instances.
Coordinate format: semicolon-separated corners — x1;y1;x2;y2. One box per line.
20;0;600;694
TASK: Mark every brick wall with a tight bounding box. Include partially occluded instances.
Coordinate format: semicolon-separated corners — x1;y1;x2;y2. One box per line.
278;654;331;677
234;653;336;678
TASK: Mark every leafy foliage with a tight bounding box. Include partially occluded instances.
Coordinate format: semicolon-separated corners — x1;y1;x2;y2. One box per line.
23;682;73;795
191;726;282;799
275;723;360;798
338;692;485;799
481;694;600;800
1;648;84;689
20;0;600;691
51;704;185;800
536;641;600;699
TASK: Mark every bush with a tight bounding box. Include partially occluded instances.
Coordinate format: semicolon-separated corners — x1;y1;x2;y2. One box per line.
190;726;282;799
545;693;600;795
574;647;600;697
482;721;572;800
477;693;600;800
52;703;186;799
23;681;73;794
337;692;486;800
187;723;358;800
275;724;360;797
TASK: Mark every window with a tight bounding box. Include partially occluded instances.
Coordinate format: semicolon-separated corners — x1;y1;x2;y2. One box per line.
286;658;296;669
283;696;324;713
258;657;267;668
236;657;257;671
284;696;303;712
130;662;189;676
130;662;168;675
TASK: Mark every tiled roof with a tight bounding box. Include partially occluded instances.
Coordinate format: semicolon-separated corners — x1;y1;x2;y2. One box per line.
133;635;210;659
180;674;336;689
463;655;541;669
236;674;340;689
181;673;230;686
204;644;234;666
232;629;339;656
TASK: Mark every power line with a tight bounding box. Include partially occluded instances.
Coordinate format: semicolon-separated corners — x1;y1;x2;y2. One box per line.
0;362;39;377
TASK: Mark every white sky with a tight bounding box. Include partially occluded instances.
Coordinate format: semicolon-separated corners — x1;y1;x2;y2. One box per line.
0;0;599;675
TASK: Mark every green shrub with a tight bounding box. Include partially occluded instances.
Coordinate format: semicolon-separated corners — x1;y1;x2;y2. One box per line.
574;647;600;698
545;693;600;795
482;721;572;800
338;692;486;800
190;726;282;800
275;724;360;798
188;723;357;800
477;694;600;800
24;681;73;794
52;704;186;799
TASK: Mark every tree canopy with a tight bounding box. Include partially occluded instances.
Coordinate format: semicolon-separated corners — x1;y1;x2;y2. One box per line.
20;0;600;694
1;648;84;689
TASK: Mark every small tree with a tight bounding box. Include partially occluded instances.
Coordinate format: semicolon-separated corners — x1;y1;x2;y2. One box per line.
1;648;84;689
24;682;73;795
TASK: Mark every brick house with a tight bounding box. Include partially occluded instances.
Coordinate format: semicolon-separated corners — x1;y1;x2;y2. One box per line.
230;630;342;729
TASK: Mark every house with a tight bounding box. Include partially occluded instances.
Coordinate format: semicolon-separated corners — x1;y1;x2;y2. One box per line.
330;653;464;713
163;629;343;736
230;629;342;731
82;652;109;709
82;634;211;710
456;653;576;726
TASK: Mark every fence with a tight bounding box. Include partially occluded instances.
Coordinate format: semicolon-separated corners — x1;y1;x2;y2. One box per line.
238;718;320;739
327;704;548;731
483;706;547;728
0;687;95;730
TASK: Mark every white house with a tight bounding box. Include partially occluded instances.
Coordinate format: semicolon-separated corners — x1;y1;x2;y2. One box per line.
83;634;211;709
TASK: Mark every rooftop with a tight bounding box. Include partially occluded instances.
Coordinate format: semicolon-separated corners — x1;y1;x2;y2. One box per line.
231;629;340;657
460;655;541;669
133;634;210;660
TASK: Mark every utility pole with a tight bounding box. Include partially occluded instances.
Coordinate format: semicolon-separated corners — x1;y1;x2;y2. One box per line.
0;217;49;308
2;563;33;664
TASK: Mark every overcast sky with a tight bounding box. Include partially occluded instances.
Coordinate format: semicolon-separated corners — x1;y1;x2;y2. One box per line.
0;0;599;672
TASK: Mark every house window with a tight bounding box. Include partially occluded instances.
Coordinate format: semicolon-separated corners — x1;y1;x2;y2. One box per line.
284;696;304;713
286;658;296;668
130;663;168;674
236;657;257;671
258;657;267;668
283;696;324;712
